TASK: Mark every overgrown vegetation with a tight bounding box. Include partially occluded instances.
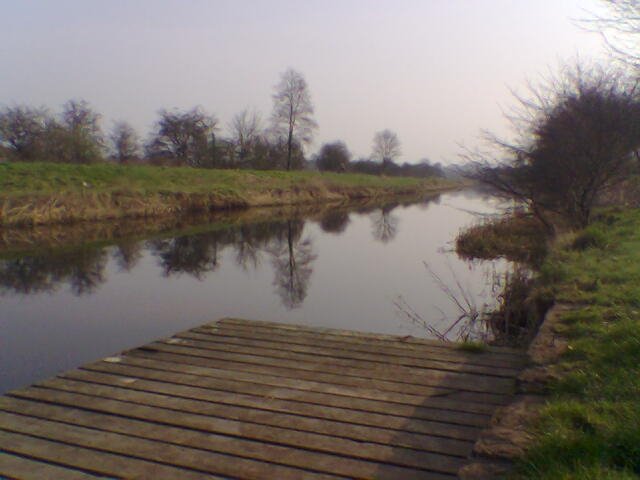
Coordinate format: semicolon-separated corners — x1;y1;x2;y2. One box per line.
455;212;550;266
465;62;640;229
512;208;640;479
484;267;553;346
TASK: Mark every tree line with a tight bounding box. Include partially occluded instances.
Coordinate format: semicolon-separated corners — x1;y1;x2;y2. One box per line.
0;68;444;178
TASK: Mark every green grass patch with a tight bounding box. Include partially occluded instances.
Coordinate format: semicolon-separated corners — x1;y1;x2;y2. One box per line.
512;208;640;479
0;161;442;196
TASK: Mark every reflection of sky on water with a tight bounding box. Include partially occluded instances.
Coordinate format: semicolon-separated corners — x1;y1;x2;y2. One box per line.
0;190;508;393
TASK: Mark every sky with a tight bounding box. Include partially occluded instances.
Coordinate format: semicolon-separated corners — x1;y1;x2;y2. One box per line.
0;0;607;164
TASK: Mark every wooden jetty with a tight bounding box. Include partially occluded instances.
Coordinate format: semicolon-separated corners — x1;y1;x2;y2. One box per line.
0;318;526;479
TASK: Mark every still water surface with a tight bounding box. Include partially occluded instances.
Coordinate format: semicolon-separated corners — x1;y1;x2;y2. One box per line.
0;189;508;393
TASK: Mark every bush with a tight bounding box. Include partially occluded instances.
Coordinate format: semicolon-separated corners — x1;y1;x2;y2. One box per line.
571;226;608;251
455;212;549;266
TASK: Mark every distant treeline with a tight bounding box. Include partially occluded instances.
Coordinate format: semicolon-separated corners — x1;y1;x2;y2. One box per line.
0;100;444;178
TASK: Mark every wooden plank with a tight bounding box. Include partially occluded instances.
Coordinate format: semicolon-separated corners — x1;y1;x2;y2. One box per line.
208;321;526;365
176;330;521;378
0;430;220;480
13;383;473;456
115;350;506;405
141;340;517;394
0;406;464;480
0;318;525;479
81;361;497;423
0;451;105;480
57;371;483;440
197;323;525;369
0;412;344;480
0;395;460;479
215;318;524;357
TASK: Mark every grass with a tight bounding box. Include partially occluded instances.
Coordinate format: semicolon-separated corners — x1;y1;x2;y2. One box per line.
512;208;640;479
0;161;440;195
0;162;455;226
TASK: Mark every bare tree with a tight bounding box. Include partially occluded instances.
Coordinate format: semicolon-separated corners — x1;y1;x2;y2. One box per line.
110;121;140;163
0;106;50;160
464;62;640;228
62;100;102;138
372;129;401;173
148;107;217;166
271;68;317;170
583;0;640;71
228;109;263;165
59;99;104;163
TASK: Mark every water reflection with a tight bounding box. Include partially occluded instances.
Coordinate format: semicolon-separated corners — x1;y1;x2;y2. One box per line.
318;210;350;235
0;248;108;296
0;199;424;307
268;220;317;309
2;190;523;394
151;231;223;279
113;240;144;272
371;204;400;244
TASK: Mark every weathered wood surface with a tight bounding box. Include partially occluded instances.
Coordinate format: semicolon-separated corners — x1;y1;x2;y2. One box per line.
0;318;526;479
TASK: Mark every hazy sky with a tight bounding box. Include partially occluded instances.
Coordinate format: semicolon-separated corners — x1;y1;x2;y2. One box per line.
1;0;607;164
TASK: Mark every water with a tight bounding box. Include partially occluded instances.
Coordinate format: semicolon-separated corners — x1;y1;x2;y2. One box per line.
0;189;509;394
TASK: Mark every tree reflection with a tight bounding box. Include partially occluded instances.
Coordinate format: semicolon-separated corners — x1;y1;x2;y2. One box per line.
2;208;329;307
371;204;400;243
113;240;144;272
0;248;108;296
268;220;317;309
232;223;277;271
318;210;350;234
69;249;109;295
149;232;224;279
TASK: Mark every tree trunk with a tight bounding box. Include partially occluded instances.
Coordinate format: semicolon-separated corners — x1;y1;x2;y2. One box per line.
287;127;293;171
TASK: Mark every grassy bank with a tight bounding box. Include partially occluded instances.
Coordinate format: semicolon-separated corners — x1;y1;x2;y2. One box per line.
454;208;640;478
0;196;414;256
0;162;454;227
511;209;640;479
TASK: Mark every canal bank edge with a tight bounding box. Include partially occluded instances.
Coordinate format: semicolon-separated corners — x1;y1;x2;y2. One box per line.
0;184;450;228
458;303;571;479
459;207;640;478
